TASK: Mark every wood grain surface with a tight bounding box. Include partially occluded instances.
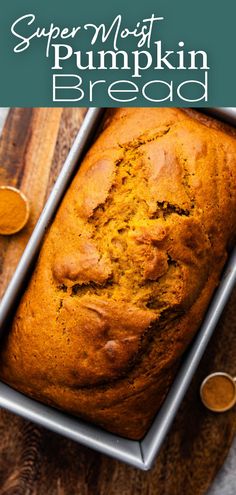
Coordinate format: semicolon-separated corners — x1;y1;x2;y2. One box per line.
0;108;235;495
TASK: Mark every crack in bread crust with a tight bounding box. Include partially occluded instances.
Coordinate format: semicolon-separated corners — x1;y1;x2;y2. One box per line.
55;124;201;312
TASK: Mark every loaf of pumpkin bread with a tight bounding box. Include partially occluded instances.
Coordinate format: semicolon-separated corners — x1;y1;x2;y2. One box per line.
1;108;236;439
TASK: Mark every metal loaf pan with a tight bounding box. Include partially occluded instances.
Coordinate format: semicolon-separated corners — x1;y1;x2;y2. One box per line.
0;108;236;471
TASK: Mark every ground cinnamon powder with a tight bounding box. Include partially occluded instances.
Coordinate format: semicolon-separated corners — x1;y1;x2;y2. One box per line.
0;186;29;235
201;375;235;410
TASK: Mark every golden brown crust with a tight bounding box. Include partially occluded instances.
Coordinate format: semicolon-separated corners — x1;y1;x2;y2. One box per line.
1;108;236;439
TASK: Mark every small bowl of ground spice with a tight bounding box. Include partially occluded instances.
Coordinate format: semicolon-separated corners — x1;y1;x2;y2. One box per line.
200;372;236;412
0;186;29;235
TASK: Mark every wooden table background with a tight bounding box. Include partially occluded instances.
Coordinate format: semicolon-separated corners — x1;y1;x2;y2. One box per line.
0;108;235;495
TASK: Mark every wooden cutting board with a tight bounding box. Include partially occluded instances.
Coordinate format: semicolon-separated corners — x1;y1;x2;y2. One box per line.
0;108;235;495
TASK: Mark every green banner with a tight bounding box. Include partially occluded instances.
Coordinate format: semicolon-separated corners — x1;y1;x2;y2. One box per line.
0;0;235;106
